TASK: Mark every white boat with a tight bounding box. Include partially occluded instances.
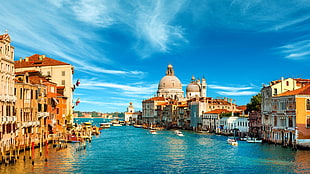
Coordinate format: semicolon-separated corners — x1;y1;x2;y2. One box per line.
227;138;238;146
99;123;111;129
149;130;157;134
246;138;262;143
112;123;123;126
175;130;184;136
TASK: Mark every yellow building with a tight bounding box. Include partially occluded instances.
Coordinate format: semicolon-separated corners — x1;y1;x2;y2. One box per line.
15;54;74;125
15;72;40;147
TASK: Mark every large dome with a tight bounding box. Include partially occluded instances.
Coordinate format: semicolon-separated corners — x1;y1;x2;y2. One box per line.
157;64;184;99
158;76;182;89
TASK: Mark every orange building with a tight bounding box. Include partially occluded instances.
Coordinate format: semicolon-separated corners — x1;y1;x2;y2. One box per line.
272;85;310;148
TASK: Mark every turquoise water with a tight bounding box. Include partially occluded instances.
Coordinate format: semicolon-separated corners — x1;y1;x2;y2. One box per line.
1;118;309;173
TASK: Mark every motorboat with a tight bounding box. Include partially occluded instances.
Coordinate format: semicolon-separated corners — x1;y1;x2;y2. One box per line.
175;130;184;136
110;120;123;126
149;130;157;134
246;138;262;143
227;138;238;146
100;123;111;129
83;122;92;128
133;124;144;128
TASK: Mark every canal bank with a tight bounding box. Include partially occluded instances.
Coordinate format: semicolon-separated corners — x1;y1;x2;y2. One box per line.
0;126;309;173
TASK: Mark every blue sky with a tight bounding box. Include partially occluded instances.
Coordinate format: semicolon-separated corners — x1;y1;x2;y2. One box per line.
1;0;310;113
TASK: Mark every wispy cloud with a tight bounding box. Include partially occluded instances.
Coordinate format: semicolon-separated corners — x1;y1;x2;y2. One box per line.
192;0;310;32
79;79;157;95
275;38;310;60
208;84;257;96
48;0;188;58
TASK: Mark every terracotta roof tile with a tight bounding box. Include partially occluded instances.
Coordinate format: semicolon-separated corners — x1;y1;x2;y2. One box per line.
15;54;70;68
277;85;310;97
205;109;230;114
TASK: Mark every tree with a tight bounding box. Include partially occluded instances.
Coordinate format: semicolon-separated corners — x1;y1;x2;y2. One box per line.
246;93;262;113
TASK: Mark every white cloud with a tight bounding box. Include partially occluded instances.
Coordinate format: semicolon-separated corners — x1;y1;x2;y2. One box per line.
208;85;253;91
275;38;310;60
218;91;258;96
79;79;157;95
208;84;257;96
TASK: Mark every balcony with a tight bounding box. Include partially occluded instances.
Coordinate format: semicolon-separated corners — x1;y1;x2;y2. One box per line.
1;116;16;123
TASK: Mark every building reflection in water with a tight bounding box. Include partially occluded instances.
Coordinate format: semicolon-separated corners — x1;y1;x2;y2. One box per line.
294;150;310;173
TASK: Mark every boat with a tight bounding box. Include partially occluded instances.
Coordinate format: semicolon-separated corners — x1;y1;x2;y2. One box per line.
110;120;123;126
227;138;238;146
149;130;157;134
175;130;184;136
67;135;80;143
92;126;100;135
112;123;123;126
133;124;144;128
83;122;92;128
246;138;262;143
99;123;111;129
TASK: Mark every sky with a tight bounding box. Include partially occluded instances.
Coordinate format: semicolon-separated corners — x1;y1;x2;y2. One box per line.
1;0;310;113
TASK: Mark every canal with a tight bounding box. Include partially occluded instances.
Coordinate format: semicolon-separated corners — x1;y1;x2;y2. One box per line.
0;125;309;173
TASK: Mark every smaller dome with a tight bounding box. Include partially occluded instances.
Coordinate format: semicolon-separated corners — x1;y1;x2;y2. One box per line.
186;82;200;92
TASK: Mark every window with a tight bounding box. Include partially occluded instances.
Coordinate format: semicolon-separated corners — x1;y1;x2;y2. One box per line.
286;81;289;86
61;80;65;85
307;99;310;110
288;116;293;127
274;88;278;95
274;116;277;126
20;88;23;99
62;71;65;76
307;116;310;128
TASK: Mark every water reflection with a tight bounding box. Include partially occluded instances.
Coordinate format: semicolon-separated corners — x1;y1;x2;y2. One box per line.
294;150;310;173
0;127;309;174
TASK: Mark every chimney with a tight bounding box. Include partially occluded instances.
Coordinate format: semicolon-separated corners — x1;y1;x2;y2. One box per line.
25;57;29;62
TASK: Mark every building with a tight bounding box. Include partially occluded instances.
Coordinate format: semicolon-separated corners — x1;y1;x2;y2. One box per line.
15;54;74;125
261;77;310;142
124;102;140;125
202;109;230;132
141;64;243;131
271;85;310;148
219;116;249;136
248;111;262;138
189;97;237;131
157;64;184;100
186;76;207;99
15;71;41;149
142;97;166;124
0;33;16;154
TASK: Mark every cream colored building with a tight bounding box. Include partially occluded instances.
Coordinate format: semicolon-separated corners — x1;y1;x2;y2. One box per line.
15;54;74;125
0;33;16;153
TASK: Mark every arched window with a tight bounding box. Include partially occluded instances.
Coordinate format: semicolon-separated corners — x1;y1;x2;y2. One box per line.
306;99;310;110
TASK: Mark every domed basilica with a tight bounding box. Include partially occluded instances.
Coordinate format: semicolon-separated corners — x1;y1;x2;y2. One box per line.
157;64;207;100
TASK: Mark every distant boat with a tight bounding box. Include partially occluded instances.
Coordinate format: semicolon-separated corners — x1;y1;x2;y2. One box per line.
99;123;111;129
134;124;143;128
247;138;262;143
175;130;184;136
227;138;238;146
149;130;157;134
